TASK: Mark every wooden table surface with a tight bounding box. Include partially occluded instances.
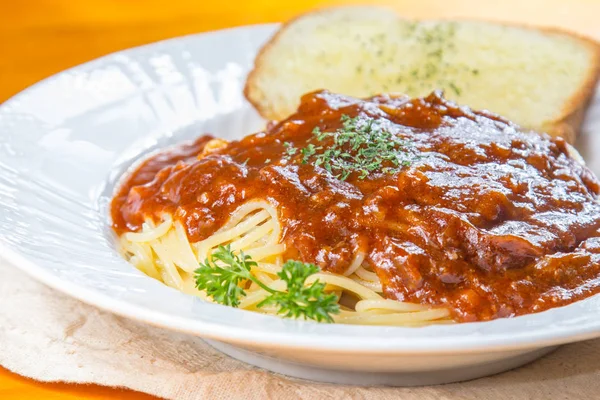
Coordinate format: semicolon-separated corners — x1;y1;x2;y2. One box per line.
1;0;600;398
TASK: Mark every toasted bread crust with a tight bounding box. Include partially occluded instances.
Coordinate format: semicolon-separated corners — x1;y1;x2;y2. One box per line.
244;7;600;141
538;26;600;141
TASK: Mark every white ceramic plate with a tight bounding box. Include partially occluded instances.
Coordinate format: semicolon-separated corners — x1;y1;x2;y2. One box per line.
2;24;600;386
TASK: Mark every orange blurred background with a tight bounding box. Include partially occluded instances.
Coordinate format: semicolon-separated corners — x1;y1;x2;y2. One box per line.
2;0;600;103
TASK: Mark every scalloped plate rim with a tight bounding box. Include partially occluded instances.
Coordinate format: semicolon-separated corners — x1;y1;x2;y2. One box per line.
1;23;600;355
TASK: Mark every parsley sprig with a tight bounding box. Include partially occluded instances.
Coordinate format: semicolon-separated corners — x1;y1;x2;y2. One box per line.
287;114;411;180
194;245;340;322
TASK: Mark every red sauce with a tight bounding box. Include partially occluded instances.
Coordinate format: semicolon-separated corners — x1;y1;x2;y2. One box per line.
111;90;600;322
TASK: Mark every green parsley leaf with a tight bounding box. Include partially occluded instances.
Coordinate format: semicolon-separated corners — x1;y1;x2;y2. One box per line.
194;246;339;322
258;260;339;323
194;245;255;307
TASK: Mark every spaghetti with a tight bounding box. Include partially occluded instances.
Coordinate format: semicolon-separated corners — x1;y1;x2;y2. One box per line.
119;199;451;325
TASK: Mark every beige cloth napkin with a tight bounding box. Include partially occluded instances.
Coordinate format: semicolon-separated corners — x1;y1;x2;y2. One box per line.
2;260;600;400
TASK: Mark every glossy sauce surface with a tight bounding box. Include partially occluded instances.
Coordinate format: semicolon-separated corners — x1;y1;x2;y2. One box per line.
112;91;600;321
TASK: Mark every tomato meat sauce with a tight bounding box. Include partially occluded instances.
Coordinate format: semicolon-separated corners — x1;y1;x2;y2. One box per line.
112;90;600;322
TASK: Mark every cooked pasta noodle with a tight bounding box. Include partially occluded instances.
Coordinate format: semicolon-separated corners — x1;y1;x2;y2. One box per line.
118;200;451;326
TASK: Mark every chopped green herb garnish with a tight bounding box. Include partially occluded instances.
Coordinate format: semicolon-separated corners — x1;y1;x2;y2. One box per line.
284;141;297;157
286;114;413;181
194;245;339;322
300;143;321;164
448;82;461;96
313;126;327;140
427;49;443;59
264;158;271;163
